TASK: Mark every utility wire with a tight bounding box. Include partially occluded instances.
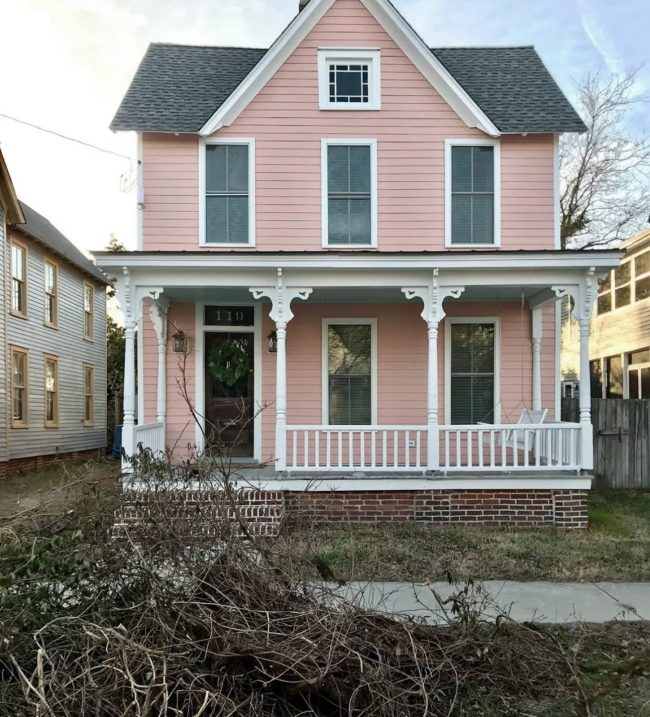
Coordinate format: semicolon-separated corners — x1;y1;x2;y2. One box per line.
0;112;132;160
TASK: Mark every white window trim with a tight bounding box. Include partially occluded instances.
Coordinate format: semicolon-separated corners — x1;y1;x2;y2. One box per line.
321;138;378;249
198;137;256;248
322;318;378;426
444;316;501;424
317;48;381;111
444;138;501;249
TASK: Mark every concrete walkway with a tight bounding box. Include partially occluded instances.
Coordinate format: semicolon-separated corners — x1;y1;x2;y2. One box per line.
329;581;650;624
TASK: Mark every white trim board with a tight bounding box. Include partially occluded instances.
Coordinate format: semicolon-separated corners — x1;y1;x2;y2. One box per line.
444;138;501;248
321;318;378;425
199;0;499;137
444;316;501;424
321;138;378;248
198;137;256;248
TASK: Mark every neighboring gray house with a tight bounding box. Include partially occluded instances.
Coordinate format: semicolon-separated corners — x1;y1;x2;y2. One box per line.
1;148;109;474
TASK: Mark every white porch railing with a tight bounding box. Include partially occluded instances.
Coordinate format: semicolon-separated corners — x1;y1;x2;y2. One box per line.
285;423;582;473
440;423;582;471
287;425;428;471
133;421;166;457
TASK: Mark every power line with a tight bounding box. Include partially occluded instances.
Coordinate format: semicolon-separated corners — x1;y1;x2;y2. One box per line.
0;112;133;160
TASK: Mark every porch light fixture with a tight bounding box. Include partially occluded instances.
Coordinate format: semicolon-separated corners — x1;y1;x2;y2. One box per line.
172;330;190;353
267;330;278;353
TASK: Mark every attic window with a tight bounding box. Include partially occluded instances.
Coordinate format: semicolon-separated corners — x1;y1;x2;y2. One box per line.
318;49;380;110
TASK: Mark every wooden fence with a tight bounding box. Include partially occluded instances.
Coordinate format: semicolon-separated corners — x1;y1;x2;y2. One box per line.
562;398;650;488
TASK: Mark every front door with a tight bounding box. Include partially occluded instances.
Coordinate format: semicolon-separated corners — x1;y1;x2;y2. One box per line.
204;332;254;457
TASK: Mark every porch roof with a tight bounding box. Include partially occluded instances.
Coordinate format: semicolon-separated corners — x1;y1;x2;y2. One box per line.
94;249;621;274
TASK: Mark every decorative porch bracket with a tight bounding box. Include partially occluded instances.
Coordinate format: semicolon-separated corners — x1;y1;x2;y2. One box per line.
149;295;170;423
250;268;312;472
402;270;465;472
552;268;598;472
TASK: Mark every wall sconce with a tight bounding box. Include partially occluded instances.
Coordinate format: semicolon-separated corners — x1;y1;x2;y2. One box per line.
173;330;190;353
267;330;278;353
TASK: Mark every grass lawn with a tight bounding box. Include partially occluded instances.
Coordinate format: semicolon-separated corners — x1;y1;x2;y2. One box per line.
289;490;650;583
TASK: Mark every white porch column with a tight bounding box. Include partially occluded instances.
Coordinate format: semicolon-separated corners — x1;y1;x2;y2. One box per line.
575;270;596;471
403;270;465;472
250;269;312;472
118;268;136;466
531;306;543;411
149;296;170;423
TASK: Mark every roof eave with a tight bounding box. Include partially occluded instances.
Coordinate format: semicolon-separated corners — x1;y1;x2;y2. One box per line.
0;150;25;224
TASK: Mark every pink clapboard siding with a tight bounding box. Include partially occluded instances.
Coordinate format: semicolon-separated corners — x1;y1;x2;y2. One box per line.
141;0;555;253
142;300;556;461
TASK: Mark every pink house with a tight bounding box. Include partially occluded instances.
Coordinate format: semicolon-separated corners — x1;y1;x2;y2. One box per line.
96;0;620;526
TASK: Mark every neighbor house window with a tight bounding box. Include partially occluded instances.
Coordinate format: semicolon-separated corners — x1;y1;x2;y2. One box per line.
11;347;28;427
318;50;381;110
635;250;650;302
44;355;59;427
326;321;374;425
449;321;496;424
628;348;650;399
605;355;623;398
83;282;94;340
590;359;603;398
597;273;612;314
44;260;58;326
446;141;499;246
83;364;95;426
10;239;27;316
322;141;376;247
613;261;631;308
203;140;254;245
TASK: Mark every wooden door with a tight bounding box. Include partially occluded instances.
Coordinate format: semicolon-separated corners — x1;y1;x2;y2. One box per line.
204;332;254;457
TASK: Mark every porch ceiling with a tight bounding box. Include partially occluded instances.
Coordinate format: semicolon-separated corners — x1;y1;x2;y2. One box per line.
162;285;553;304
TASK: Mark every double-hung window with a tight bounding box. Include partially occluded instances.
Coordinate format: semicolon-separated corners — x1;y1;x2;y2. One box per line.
45;355;59;427
11;347;28;427
614;262;632;308
83;364;95;426
203;140;254;246
448;321;497;424
44;260;58;326
446;141;500;246
325;321;374;425
83;282;94;340
635;251;650;302
11;239;27;316
318;50;381;110
323;140;376;247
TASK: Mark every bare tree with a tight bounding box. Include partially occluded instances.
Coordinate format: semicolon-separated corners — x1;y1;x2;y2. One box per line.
560;71;650;249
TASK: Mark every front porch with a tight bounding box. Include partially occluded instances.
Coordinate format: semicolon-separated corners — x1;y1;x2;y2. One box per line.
97;251;618;480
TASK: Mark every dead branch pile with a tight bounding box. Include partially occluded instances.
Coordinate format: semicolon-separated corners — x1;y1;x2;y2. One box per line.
2;458;576;716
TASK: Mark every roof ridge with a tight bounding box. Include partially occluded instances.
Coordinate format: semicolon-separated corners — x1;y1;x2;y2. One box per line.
149;42;267;51
432;45;535;50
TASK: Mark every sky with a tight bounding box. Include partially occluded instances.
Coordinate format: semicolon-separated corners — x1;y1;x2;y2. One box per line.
0;0;648;257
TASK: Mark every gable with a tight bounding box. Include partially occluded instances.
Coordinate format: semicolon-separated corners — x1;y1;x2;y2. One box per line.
200;0;498;136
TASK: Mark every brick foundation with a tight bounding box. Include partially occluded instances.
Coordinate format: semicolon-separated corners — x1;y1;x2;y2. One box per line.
0;447;106;477
116;487;588;531
285;489;589;529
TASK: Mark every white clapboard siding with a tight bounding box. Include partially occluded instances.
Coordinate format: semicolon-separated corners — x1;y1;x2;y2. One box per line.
0;208;6;463
6;230;107;459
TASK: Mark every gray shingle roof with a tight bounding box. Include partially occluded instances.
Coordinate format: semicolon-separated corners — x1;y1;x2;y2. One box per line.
431;46;585;133
16;202;109;284
111;42;585;134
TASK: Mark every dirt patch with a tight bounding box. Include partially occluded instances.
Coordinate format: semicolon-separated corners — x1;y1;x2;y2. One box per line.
0;458;119;518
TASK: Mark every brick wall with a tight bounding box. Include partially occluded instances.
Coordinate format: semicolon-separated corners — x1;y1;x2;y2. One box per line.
285;489;588;529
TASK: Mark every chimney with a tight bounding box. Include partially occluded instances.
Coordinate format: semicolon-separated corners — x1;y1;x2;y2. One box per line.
299;0;311;11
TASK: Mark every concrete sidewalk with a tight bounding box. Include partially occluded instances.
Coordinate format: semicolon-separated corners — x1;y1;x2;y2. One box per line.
329;581;650;624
